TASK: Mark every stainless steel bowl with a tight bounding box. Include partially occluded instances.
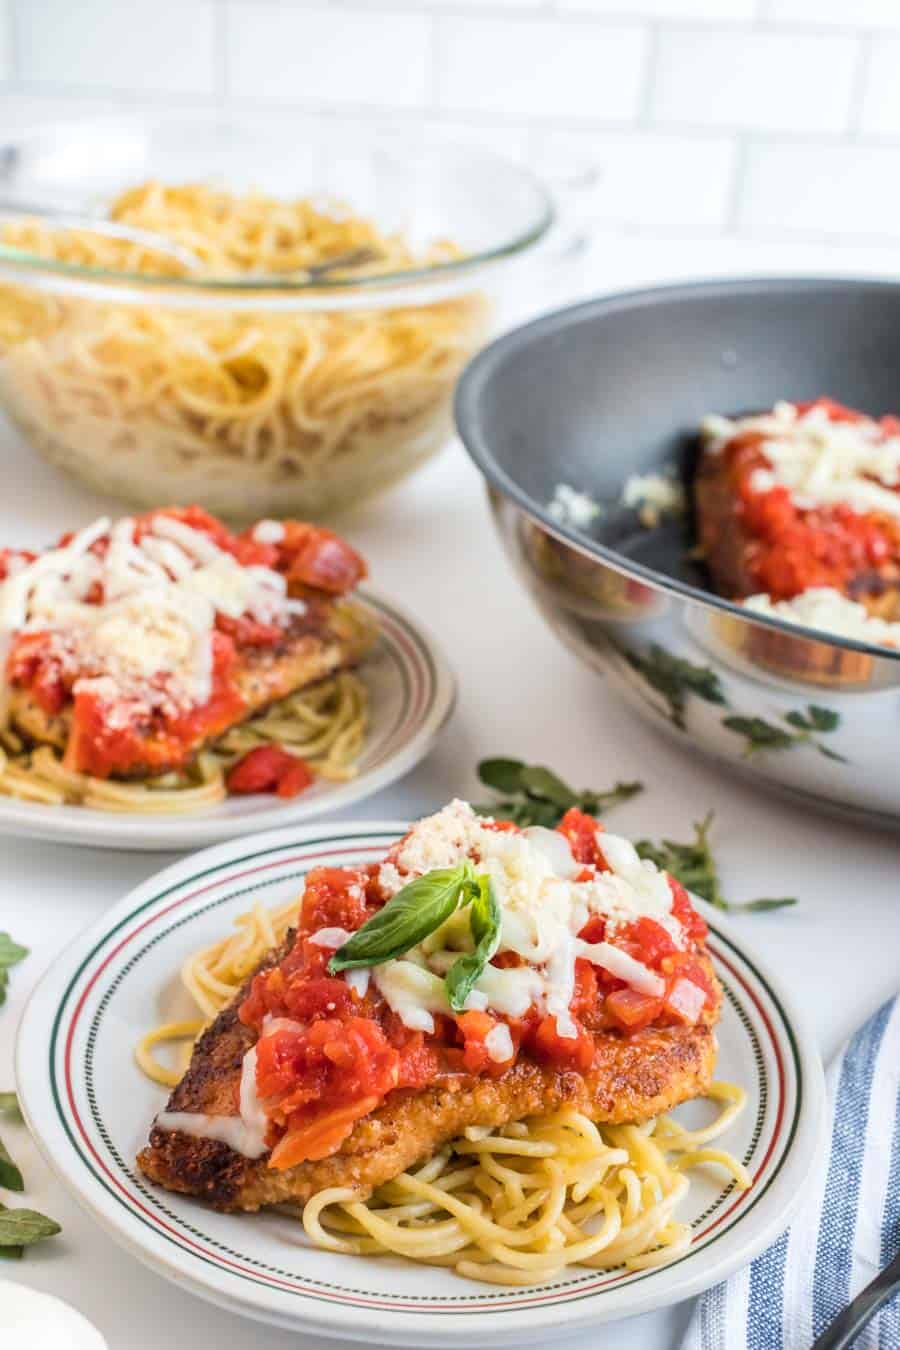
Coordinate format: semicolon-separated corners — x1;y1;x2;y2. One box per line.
455;278;900;827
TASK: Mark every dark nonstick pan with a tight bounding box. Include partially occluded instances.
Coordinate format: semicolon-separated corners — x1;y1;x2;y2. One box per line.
455;277;900;826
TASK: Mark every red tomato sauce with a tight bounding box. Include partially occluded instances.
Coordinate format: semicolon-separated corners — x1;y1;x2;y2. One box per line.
4;507;366;780
238;810;715;1170
722;399;900;601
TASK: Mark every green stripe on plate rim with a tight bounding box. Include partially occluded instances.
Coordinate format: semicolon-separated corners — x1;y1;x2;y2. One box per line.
48;829;803;1314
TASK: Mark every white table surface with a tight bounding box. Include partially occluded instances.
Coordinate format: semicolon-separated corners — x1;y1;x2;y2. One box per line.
1;232;899;1350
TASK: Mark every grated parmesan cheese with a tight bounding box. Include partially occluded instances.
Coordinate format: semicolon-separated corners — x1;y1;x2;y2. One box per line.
0;514;305;723
701;401;900;519
370;800;685;1039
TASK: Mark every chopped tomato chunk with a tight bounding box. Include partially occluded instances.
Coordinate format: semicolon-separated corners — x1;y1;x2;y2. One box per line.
529;1015;594;1071
556;807;610;869
605;987;665;1031
278;522;367;594
225;746;314;798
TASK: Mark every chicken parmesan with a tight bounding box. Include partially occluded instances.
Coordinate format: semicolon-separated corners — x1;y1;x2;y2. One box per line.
0;507;374;808
136;801;744;1281
695;398;900;623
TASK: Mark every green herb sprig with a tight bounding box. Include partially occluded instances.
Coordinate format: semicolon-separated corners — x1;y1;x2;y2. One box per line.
635;813;796;913
0;1203;61;1260
625;645;726;730
723;704;846;762
474;758;643;829
0;933;28;1008
0;1091;60;1259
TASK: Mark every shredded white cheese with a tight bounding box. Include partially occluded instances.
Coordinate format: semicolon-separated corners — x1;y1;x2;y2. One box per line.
622;471;686;527
547;483;601;529
0;513;304;724
370;800;685;1039
701;401;900;519
744;587;900;649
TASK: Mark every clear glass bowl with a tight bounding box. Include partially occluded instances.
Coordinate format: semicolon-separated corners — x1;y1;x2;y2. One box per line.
0;114;553;519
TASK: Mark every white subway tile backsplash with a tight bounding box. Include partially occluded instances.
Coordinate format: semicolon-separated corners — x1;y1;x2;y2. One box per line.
739;142;900;238
436;16;647;121
535;129;735;227
767;0;900;28
226;4;431;110
13;0;217;96
564;0;756;18
860;38;900;136
652;28;859;132
6;0;900;248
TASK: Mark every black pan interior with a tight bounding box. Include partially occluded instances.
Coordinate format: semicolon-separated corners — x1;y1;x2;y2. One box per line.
455;277;900;597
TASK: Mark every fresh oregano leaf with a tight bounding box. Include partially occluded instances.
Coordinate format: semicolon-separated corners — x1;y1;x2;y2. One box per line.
0;1206;61;1248
518;766;579;810
0;935;28;969
0;1135;23;1193
636;813;797;913
477;758;527;795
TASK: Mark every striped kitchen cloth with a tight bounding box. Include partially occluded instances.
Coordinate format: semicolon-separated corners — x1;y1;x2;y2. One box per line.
683;995;900;1350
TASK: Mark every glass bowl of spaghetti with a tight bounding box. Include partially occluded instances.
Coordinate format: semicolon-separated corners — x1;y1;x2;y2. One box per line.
0;115;553;519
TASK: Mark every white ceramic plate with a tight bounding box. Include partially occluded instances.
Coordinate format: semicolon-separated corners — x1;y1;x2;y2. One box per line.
16;820;826;1345
0;593;454;850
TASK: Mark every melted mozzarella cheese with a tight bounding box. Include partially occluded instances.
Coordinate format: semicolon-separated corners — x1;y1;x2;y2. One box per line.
155;1043;268;1159
0;514;305;723
701;401;900;518
369;801;683;1037
744;587;900;649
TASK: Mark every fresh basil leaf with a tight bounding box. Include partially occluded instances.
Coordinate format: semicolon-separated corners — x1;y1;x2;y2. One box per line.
477;758;527;795
0;935;28;969
0;1093;20;1122
0;1135;23;1193
0;1206;61;1247
0;1206;21;1259
784;710;813;731
446;876;501;1013
329;862;474;972
519;766;579;809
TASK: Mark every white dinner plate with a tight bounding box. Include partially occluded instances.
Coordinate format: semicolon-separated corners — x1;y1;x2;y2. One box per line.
16;821;826;1346
0;592;454;851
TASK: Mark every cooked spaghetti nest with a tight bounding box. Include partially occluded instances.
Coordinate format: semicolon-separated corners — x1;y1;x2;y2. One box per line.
301;1083;750;1283
0;668;368;814
0;182;489;510
137;892;750;1284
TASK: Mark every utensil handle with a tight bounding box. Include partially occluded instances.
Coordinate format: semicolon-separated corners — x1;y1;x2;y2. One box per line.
810;1250;900;1350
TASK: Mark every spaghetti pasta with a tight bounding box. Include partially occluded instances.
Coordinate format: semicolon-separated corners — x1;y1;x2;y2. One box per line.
0;668;369;813
300;1086;749;1283
138;893;751;1282
0;183;490;517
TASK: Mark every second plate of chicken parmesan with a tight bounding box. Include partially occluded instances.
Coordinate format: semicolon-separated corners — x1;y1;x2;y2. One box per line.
0;507;454;848
17;804;824;1344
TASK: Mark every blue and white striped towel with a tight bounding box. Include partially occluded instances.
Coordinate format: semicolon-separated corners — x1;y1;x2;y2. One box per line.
683;996;900;1350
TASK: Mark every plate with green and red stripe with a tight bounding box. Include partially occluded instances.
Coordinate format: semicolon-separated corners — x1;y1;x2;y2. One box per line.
16;819;825;1344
